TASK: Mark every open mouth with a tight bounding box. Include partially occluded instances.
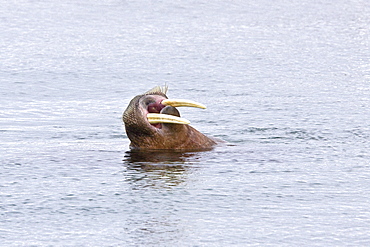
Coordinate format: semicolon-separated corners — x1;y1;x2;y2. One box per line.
146;99;206;129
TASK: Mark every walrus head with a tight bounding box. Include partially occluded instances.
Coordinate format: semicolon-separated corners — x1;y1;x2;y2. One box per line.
123;86;217;151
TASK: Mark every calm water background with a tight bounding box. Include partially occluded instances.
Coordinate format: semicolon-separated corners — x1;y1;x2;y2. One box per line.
1;0;370;246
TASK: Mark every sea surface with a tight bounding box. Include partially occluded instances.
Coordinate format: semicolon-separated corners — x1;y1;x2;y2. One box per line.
1;0;370;246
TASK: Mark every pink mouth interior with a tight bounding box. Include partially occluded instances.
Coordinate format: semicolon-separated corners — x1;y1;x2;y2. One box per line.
148;102;166;114
147;101;166;129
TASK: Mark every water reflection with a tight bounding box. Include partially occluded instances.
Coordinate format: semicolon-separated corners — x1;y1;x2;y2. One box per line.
122;150;202;245
122;150;201;188
124;150;199;165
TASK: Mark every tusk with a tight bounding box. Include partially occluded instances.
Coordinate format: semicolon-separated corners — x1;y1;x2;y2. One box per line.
162;99;206;109
147;113;190;125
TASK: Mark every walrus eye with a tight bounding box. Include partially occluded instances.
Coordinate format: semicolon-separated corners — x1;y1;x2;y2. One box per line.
144;99;154;106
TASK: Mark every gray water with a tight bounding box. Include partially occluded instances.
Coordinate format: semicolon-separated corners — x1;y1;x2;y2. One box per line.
1;0;370;246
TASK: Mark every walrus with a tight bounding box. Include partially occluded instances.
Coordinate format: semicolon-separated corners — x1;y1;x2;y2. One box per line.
122;86;217;151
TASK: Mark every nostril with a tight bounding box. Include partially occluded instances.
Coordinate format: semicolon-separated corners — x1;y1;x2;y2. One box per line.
160;106;180;117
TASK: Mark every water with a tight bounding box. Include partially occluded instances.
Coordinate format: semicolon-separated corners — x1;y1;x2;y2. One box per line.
1;0;369;246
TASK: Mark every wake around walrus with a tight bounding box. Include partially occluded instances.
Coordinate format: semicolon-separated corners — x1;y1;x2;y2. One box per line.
122;86;217;151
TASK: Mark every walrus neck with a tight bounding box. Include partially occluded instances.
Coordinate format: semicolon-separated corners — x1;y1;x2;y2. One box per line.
159;124;217;150
127;123;217;151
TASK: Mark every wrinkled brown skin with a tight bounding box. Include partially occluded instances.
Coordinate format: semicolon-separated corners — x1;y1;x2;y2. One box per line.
122;91;217;151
